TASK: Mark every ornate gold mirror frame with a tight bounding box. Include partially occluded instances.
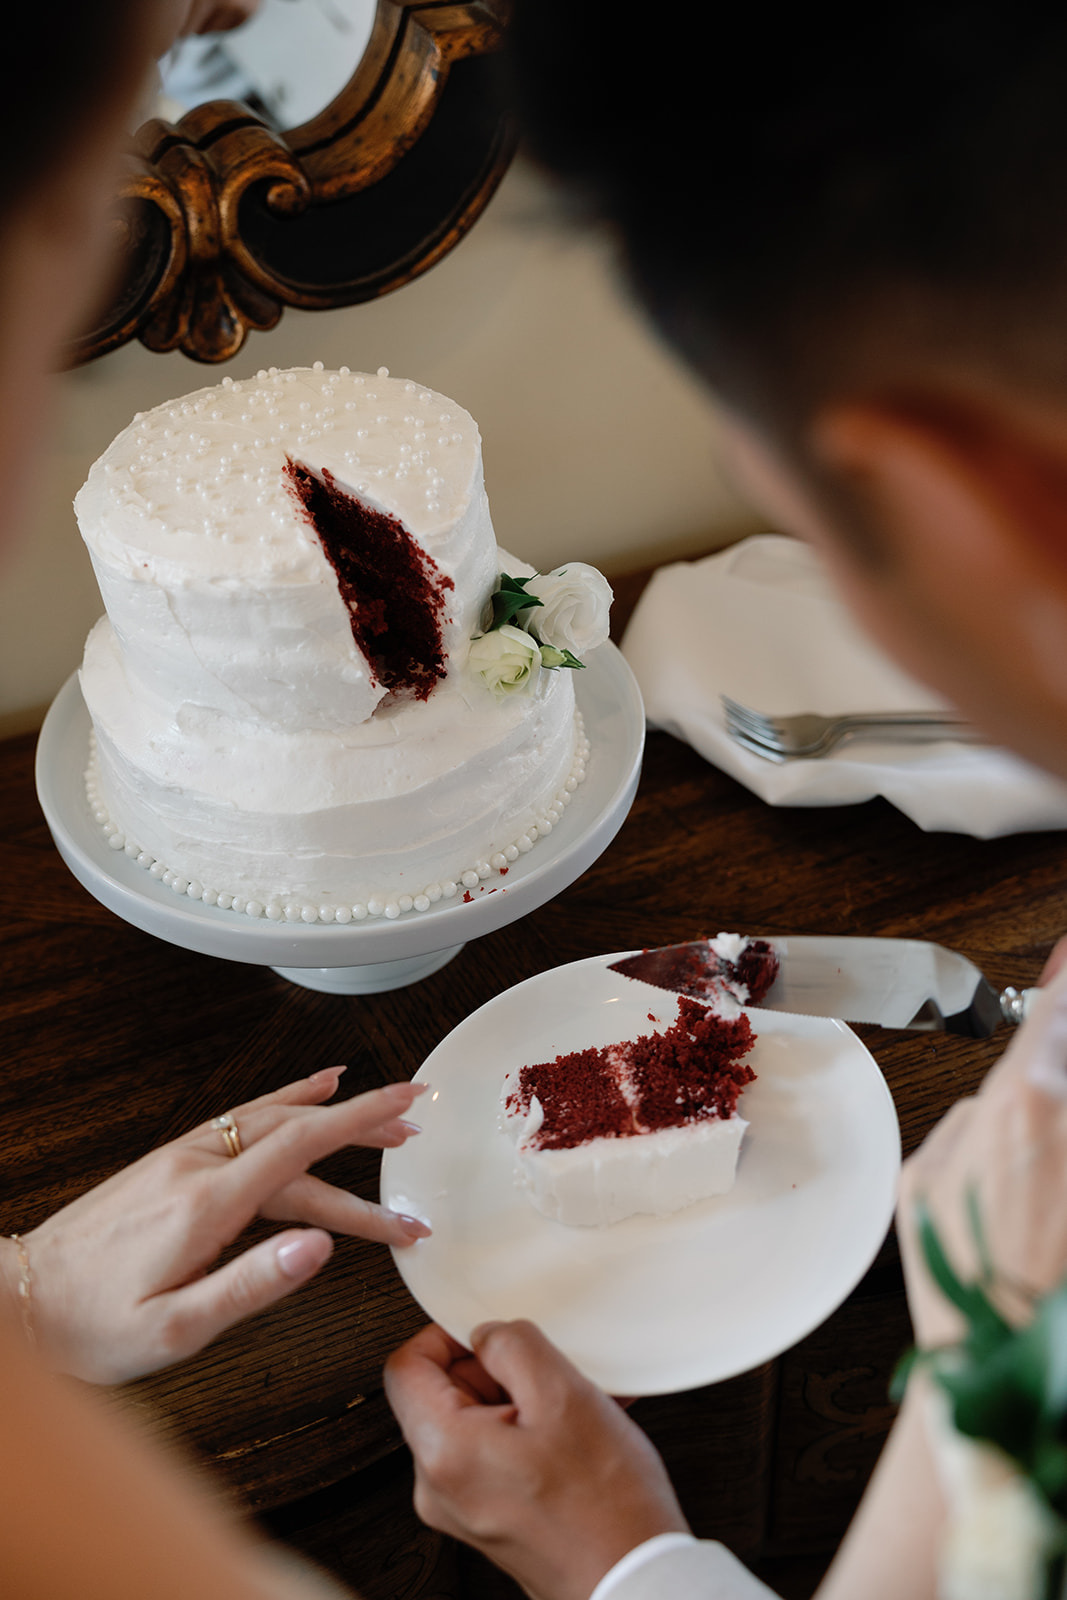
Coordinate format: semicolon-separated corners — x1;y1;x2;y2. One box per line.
73;0;513;366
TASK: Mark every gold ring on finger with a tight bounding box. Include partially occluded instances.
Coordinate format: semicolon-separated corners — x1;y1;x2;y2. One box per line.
211;1111;243;1159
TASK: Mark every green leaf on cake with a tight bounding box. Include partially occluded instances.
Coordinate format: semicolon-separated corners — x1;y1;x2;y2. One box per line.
490;573;543;629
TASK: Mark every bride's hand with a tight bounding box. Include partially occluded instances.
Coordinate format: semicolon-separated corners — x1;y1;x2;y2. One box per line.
0;1067;429;1384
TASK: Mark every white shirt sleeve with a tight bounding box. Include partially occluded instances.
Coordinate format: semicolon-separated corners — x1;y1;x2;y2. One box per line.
589;1533;782;1600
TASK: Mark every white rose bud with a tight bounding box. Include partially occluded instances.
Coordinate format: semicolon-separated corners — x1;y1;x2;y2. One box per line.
469;624;542;696
538;644;568;669
940;1445;1058;1600
519;563;613;659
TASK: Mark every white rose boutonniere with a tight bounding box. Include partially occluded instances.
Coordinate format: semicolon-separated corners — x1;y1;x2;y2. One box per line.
468;624;542;697
930;1403;1062;1600
519;563;613;660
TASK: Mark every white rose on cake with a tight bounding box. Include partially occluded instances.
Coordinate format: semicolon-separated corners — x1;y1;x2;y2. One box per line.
469;624;542;696
519;564;613;659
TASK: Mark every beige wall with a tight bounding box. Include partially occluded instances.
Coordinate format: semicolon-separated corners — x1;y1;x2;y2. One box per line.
0;160;763;734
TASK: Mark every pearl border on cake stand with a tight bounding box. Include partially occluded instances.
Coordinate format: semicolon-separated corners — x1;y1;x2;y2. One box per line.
35;644;645;994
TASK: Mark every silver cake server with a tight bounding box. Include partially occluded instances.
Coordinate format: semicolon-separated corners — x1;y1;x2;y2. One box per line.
609;935;1038;1037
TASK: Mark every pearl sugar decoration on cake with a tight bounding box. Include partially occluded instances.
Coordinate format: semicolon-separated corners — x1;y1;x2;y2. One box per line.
94;364;468;548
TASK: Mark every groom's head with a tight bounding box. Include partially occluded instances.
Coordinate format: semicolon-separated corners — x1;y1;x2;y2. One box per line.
509;6;1067;778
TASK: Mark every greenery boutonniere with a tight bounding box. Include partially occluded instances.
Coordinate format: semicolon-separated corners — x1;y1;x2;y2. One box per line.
895;1197;1067;1600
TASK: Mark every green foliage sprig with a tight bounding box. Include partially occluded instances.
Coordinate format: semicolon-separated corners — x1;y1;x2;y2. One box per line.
894;1197;1067;1597
485;574;584;669
489;573;542;629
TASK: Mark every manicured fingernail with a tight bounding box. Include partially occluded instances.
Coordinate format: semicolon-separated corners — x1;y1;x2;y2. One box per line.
276;1233;330;1279
308;1065;346;1083
396;1214;432;1239
398;1119;422;1135
383;1080;430;1102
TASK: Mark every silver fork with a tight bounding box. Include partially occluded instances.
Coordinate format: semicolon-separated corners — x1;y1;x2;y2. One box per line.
720;695;982;762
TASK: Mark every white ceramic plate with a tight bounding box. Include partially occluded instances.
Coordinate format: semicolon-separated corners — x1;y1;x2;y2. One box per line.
382;953;901;1395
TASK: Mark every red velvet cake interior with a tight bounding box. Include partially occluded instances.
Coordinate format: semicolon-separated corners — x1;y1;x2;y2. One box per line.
286;459;454;700
505;996;757;1152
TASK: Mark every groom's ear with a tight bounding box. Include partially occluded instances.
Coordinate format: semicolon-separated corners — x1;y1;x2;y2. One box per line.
809;388;1067;591
798;384;1067;778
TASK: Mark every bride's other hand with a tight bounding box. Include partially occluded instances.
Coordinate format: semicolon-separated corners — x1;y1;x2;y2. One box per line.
0;1068;429;1384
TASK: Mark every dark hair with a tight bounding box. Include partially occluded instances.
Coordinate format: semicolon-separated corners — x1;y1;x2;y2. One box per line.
1;0;153;215
506;5;1067;425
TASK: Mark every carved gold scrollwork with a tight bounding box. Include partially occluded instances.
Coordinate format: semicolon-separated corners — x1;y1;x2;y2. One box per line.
137;108;310;361
73;0;513;366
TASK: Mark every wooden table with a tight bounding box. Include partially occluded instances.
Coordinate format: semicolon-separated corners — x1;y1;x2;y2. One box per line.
3;569;1067;1598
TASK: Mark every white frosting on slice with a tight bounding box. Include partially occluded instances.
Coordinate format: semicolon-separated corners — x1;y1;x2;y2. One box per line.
505;1112;748;1227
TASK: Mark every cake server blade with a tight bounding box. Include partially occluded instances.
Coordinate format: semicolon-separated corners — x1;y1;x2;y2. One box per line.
609;935;1036;1037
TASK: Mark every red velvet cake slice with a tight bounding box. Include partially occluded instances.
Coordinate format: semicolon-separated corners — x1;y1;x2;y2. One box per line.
501;996;758;1225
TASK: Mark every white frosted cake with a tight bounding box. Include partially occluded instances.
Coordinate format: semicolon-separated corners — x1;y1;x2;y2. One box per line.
501;996;758;1226
76;364;608;923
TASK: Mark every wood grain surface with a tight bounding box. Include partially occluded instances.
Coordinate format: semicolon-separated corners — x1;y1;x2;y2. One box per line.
2;566;1066;1596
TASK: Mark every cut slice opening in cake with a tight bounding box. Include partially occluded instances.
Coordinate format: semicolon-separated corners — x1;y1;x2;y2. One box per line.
286;459;455;701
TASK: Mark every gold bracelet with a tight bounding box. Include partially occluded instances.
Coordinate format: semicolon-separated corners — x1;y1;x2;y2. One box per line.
8;1234;35;1347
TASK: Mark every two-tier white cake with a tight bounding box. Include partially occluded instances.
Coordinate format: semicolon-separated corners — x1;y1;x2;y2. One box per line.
76;364;593;923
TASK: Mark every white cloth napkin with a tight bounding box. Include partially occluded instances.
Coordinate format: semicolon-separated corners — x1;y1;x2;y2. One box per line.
621;533;1067;837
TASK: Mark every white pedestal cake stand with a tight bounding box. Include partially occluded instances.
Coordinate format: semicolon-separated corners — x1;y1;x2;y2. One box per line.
35;645;645;994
